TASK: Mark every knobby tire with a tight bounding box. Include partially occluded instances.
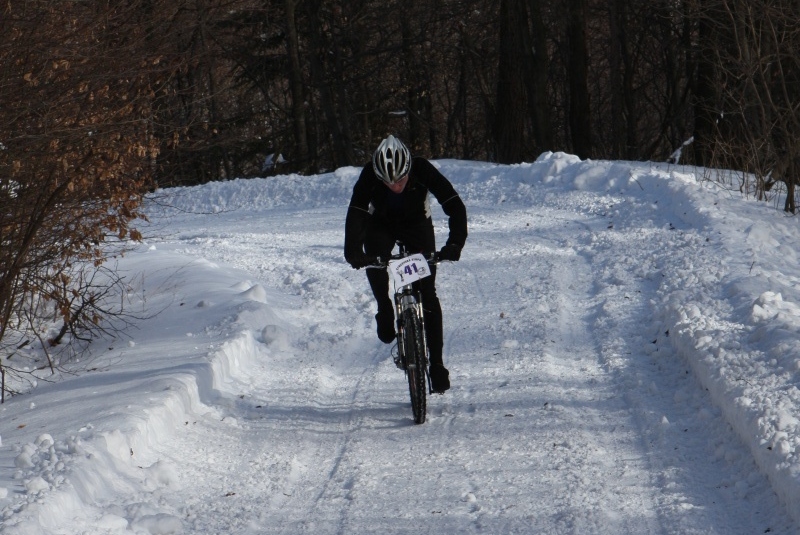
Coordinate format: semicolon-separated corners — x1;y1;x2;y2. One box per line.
402;308;427;424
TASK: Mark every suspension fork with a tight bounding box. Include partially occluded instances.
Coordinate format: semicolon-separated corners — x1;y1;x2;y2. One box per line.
416;293;430;368
394;288;412;363
394;286;429;368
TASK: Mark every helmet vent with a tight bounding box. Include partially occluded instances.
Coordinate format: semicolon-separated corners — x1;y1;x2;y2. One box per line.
373;135;410;184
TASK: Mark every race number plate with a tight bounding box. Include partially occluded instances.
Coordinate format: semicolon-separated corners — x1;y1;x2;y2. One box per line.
388;254;431;287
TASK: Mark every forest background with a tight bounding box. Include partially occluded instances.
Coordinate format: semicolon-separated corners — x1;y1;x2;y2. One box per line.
2;0;800;393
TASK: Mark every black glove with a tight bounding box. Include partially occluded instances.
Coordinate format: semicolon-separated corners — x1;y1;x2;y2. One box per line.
437;244;462;262
347;252;374;270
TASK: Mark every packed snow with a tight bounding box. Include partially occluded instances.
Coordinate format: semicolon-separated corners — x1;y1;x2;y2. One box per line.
2;152;800;533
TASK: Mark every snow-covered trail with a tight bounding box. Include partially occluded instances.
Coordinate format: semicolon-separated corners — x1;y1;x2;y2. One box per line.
141;180;793;534
7;156;800;534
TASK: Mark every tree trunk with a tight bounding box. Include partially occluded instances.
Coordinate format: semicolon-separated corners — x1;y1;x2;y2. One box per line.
608;0;626;158
402;6;432;155
567;0;592;158
285;0;310;168
693;10;720;166
527;0;553;154
305;0;355;168
495;0;529;163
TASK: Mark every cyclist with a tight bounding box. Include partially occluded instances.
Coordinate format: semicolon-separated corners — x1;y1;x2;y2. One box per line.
344;135;468;393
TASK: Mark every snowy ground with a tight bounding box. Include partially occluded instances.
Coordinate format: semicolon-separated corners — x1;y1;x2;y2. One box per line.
2;152;800;533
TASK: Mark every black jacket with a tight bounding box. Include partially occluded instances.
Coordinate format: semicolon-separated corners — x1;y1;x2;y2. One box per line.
344;157;467;262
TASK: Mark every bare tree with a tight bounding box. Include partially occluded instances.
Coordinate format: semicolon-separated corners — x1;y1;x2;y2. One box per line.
691;0;800;211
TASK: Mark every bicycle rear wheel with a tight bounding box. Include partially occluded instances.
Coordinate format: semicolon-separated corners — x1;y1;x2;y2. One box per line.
402;308;427;424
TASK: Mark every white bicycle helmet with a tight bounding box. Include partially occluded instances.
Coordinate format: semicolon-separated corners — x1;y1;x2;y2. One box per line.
372;135;411;184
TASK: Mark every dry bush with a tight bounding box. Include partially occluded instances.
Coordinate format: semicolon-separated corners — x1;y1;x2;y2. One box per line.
0;1;184;399
694;0;800;211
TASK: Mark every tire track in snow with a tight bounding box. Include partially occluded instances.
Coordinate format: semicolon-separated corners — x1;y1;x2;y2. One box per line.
303;347;388;533
583;215;796;534
435;206;662;534
543;244;661;535
144;209;397;533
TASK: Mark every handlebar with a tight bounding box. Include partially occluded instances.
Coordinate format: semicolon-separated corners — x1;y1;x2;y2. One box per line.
366;251;439;269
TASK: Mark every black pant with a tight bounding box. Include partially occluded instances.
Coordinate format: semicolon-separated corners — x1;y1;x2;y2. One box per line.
363;217;444;366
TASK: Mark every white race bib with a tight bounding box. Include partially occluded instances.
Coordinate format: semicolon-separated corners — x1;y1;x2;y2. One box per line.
388;254;431;288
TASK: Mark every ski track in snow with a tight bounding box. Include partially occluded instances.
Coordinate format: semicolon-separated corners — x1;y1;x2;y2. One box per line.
2;155;798;534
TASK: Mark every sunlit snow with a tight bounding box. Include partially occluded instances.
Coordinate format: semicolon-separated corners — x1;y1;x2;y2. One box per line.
2;152;800;533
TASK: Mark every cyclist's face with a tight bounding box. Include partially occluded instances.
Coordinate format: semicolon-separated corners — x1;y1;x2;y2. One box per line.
386;174;409;193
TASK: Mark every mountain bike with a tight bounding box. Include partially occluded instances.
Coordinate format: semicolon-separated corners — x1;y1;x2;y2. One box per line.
370;242;439;424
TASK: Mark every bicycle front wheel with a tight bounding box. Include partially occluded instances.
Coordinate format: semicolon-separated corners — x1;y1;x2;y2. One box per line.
402;308;427;424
